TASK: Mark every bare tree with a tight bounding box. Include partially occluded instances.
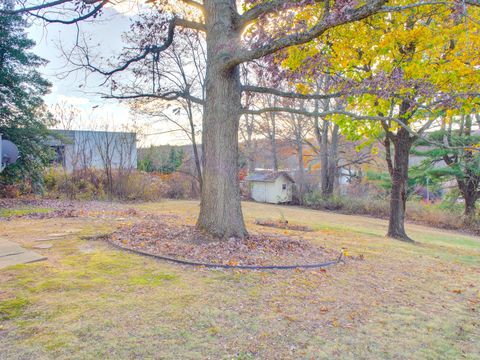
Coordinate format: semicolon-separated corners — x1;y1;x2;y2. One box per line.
278;100;313;202
127;29;205;190
254;94;281;171
239;67;257;173
51;103;96;199
91;122;137;196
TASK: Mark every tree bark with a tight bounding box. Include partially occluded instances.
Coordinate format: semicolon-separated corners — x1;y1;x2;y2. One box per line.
196;0;247;239
320;121;330;196
460;115;478;219
270;107;279;171
245;115;256;172
387;127;414;242
295;118;305;203
458;176;479;219
463;185;477;218
324;123;339;197
444;115;479;218
240;91;256;173
186;98;203;192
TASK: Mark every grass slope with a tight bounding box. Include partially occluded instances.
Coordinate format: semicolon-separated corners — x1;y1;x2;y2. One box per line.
0;200;479;359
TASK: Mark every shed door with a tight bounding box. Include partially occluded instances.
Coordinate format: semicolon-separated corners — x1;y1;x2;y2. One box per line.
252;182;267;202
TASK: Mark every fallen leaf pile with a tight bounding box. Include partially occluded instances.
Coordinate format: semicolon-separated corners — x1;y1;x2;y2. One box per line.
109;218;338;266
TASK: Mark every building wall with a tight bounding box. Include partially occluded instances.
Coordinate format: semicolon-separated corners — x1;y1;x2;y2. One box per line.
50;130;137;172
251;175;293;204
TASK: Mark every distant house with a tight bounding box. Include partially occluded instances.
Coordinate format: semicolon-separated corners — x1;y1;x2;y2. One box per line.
48;129;137;172
246;170;294;204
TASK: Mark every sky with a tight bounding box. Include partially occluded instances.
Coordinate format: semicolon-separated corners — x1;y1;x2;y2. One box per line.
27;2;190;147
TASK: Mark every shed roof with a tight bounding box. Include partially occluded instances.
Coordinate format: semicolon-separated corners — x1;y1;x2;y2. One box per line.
245;170;295;183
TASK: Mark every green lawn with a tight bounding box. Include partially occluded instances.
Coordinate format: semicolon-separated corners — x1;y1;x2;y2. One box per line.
0;206;52;218
1;200;479;359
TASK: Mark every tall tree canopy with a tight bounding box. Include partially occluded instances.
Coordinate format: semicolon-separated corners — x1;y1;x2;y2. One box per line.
0;0;52;190
275;2;480;240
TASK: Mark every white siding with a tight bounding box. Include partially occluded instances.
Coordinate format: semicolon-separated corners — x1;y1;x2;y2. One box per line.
251;182;267;203
52;130;137;172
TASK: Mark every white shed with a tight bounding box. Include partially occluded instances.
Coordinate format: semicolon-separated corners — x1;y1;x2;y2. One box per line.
246;170;294;204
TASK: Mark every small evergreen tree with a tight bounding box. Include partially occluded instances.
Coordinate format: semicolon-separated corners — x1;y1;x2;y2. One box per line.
137;146;184;174
165;147;183;174
138;146;155;173
412;115;480;218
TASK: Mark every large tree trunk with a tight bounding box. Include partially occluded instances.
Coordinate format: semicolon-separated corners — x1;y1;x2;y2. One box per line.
387;127;414;242
196;0;247;239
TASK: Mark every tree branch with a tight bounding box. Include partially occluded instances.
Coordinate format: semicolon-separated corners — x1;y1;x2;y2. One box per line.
179;0;205;13
6;0;78;14
3;0;109;24
239;0;290;30
379;1;446;12
244;106;393;121
242;85;344;100
465;0;480;6
103;92;205;105
231;0;387;66
79;17;205;81
80;17;177;79
244;106;445;145
175;18;206;32
26;0;109;25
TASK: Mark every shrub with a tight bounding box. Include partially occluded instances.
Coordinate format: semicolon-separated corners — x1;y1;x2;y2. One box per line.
302;189;479;234
111;171;167;201
41;166;202;202
44;167;104;200
158;172;200;199
43;167;171;201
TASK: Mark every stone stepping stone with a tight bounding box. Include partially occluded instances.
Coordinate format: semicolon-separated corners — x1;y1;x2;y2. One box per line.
0;242;25;257
33;243;53;250
0;251;46;269
0;239;47;269
34;230;83;242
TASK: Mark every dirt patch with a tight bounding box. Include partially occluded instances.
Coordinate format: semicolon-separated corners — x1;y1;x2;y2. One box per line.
254;219;313;232
108;217;339;267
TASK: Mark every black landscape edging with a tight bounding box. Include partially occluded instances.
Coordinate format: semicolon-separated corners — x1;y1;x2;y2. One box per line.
108;241;344;270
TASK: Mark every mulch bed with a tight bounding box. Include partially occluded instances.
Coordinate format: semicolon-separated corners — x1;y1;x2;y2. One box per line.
254;219;313;232
109;218;339;267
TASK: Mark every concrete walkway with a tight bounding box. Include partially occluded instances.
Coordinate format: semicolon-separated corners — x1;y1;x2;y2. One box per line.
0;238;46;269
